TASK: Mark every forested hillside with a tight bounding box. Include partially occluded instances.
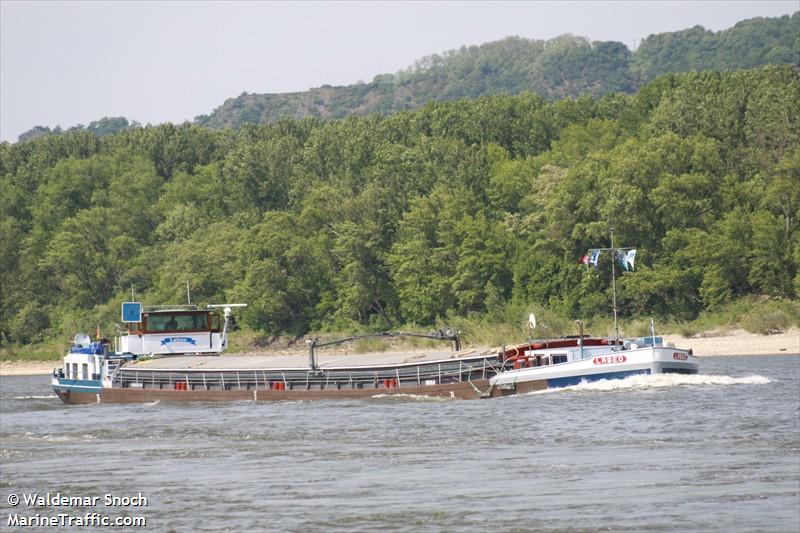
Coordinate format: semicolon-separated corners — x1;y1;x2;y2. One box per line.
1;66;798;347
195;12;799;130
18;13;798;142
18;117;141;143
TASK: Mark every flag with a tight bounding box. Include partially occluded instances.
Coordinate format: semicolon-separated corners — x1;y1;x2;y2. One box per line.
578;254;589;265
589;250;601;268
616;249;627;271
625;249;636;271
95;324;101;340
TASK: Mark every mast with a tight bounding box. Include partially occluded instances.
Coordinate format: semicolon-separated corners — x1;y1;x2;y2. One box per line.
610;228;619;348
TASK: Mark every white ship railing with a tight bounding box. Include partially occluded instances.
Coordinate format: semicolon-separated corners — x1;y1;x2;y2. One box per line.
114;356;502;391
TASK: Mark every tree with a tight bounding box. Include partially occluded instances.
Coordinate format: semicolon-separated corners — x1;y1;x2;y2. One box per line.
388;186;474;323
748;210;794;297
38;207;118;309
451;211;513;314
233;212;332;335
154;222;243;304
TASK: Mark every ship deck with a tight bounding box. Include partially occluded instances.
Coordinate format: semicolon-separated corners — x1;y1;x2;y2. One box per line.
109;346;503;395
127;346;497;371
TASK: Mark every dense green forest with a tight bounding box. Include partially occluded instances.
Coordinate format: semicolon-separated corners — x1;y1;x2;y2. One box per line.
1;66;798;349
195;12;799;130
18;12;798;142
18;117;141;144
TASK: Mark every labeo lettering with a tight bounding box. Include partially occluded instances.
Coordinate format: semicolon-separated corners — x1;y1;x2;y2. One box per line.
160;337;197;346
592;355;627;365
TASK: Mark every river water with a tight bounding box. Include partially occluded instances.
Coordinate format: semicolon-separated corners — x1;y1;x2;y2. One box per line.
1;355;798;532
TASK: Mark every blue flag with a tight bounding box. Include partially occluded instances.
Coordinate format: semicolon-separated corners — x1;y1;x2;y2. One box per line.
589;250;601;268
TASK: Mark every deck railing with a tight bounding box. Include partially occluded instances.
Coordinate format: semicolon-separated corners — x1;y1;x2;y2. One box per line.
114;357;502;392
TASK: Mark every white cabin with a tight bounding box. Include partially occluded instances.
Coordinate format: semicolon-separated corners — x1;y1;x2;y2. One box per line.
116;307;226;356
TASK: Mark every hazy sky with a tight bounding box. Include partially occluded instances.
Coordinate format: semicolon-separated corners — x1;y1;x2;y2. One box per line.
1;0;797;142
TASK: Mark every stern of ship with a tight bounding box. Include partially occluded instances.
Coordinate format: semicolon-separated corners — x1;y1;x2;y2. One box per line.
649;346;700;374
52;334;110;404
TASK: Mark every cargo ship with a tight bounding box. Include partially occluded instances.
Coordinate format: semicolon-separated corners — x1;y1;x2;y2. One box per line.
52;302;504;403
52;303;697;404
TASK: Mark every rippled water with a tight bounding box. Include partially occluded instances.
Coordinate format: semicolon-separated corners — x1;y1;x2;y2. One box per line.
2;356;798;532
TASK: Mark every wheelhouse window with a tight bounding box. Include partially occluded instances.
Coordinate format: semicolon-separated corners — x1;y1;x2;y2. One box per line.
145;312;210;333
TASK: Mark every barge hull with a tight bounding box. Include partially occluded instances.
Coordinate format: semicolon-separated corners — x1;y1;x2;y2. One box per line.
56;379;497;404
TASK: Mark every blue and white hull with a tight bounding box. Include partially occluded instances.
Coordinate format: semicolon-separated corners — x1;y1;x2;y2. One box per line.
51;341;112;400
52;378;104;394
491;345;699;394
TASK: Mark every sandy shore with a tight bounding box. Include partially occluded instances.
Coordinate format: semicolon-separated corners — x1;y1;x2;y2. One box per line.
661;327;799;357
2;328;797;376
0;360;59;376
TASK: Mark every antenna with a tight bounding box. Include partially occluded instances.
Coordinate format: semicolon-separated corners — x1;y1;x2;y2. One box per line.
186;281;191;306
650;317;656;346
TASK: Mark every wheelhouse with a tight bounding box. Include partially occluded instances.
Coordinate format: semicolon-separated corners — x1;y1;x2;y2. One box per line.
126;308;222;334
117;305;227;356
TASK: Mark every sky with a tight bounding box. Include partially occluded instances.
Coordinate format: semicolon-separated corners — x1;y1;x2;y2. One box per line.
1;0;797;143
